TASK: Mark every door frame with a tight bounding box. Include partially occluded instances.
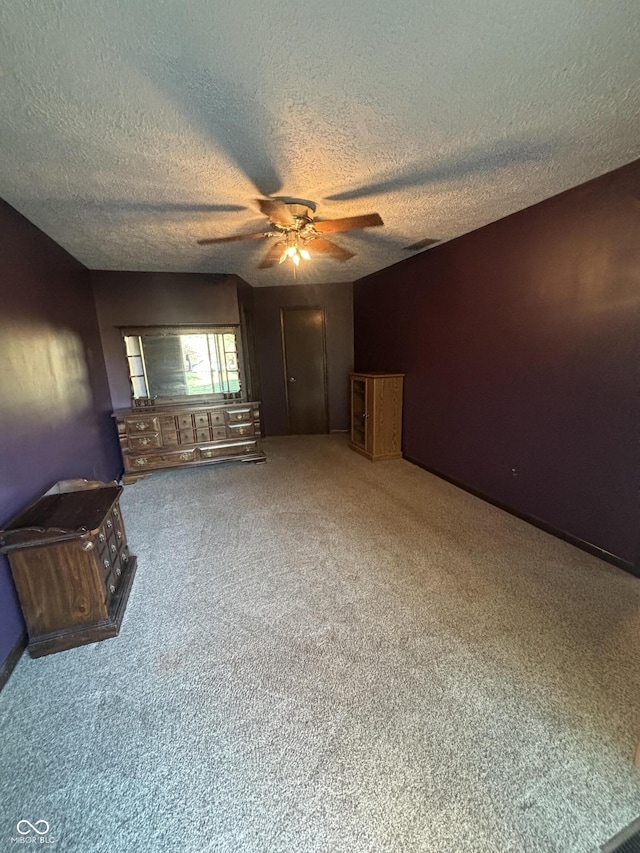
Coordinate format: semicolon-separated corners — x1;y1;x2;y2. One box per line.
280;305;329;435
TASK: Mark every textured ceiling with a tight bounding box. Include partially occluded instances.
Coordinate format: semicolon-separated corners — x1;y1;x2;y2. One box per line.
1;1;639;286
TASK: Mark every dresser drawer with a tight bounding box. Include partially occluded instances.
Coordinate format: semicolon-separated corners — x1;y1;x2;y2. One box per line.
179;428;195;444
199;440;258;460
177;414;193;430
104;569;120;602
161;430;179;447
126;449;198;471
129;433;161;451
125;415;160;433
100;551;114;578
107;539;119;564
196;427;211;443
112;513;126;548
225;407;253;423
212;426;227;440
210;411;225;426
227;422;255;438
193;413;210;429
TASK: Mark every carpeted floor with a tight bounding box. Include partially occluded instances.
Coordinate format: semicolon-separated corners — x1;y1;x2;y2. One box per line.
1;435;640;852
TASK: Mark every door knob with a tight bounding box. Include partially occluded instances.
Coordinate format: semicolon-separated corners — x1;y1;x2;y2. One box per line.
289;376;296;383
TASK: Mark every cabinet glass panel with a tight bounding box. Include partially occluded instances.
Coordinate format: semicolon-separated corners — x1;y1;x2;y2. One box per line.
352;379;366;446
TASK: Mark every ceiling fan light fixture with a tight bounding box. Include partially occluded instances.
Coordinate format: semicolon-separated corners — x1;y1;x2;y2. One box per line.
198;197;382;271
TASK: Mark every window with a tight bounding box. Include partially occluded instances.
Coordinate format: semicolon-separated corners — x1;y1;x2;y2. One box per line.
122;326;244;403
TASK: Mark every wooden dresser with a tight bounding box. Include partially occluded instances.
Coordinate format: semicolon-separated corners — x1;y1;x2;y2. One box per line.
0;480;137;657
115;400;266;483
350;373;404;461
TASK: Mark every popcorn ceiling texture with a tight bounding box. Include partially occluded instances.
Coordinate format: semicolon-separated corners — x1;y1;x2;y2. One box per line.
0;0;639;286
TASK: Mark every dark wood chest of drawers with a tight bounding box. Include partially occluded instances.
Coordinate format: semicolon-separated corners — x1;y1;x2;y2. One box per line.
115;400;266;482
0;481;137;657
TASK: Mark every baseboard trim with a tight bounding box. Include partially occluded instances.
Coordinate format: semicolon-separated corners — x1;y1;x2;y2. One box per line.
403;455;638;578
0;632;27;693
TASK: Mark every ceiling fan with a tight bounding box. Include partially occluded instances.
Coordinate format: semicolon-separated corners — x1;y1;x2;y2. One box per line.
197;198;383;268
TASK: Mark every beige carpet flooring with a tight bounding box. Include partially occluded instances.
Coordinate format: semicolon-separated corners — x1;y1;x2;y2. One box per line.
1;434;639;852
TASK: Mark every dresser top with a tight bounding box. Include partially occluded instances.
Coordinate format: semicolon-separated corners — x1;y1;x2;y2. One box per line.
2;485;122;538
351;372;405;378
114;400;259;417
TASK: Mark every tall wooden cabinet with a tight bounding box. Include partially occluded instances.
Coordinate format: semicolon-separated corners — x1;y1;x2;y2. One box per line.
349;373;404;461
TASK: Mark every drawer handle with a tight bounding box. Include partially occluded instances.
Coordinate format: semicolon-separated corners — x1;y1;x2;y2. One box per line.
179;452;191;461
109;584;116;595
139;437;151;446
135;457;148;466
135;422;147;431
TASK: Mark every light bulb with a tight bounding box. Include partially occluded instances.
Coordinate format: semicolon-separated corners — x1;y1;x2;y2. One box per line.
286;246;296;257
292;253;300;266
279;250;288;264
300;248;311;261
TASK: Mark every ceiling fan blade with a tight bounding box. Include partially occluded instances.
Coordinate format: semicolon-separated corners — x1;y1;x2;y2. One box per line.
257;199;295;226
313;213;383;234
310;237;355;262
258;240;285;268
404;237;440;251
197;231;270;245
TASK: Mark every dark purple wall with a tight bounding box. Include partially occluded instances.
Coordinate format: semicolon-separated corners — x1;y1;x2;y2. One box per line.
0;200;122;668
253;283;354;435
354;160;640;571
90;271;241;410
